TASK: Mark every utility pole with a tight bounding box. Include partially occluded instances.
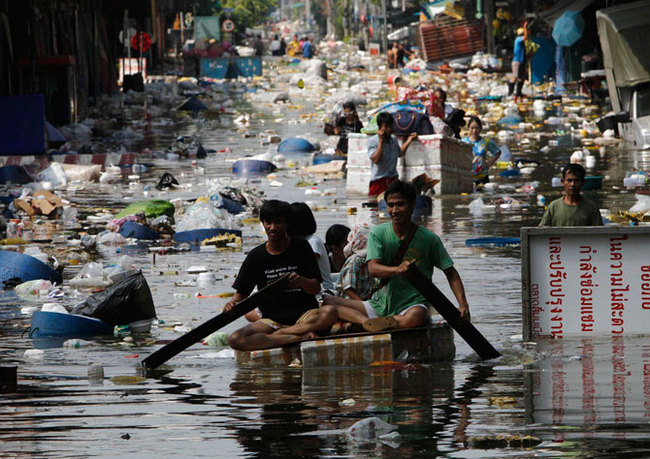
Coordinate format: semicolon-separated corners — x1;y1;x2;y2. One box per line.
485;0;495;55
381;0;387;53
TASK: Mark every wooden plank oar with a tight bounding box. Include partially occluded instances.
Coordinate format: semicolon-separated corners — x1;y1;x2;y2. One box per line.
140;275;289;370
406;265;500;360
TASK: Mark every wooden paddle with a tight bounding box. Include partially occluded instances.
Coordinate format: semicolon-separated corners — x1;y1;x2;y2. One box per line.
406;264;500;360
140;275;289;370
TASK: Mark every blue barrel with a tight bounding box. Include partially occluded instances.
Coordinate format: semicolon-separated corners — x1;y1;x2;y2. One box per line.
30;311;113;337
277;137;315;153
0;250;61;287
174;228;243;244
232;159;277;175
118;221;160;240
312;154;346;165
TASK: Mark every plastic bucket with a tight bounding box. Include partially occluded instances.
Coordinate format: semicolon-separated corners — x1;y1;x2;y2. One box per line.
128;318;153;333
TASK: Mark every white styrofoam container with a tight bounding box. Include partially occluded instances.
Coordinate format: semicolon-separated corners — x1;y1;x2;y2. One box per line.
346;133;474;195
346;166;373;195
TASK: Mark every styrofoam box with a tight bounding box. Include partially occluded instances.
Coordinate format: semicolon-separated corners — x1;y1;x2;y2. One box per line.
348;134;473;168
347;166;373;195
347;134;474;194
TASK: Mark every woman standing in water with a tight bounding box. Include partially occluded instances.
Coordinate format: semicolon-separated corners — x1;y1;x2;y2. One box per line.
462;116;501;186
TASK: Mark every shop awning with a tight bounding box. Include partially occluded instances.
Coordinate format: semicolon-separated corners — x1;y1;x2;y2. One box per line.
597;0;650;87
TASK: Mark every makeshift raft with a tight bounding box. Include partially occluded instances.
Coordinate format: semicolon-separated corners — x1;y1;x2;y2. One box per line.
235;321;455;368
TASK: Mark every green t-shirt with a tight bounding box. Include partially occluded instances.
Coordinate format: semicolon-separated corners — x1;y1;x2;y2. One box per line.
539;197;603;227
367;223;454;316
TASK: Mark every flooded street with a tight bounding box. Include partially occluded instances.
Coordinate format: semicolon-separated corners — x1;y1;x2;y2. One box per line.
2;69;650;458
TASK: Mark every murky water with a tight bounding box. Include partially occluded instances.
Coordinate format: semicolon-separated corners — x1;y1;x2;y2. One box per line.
2;77;650;457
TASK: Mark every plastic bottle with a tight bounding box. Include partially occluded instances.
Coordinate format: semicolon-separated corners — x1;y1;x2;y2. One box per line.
61;207;78;226
552;177;562;187
6;221;17;239
132;163;147;174
63;339;93;349
537;195;546;206
87;364;105;384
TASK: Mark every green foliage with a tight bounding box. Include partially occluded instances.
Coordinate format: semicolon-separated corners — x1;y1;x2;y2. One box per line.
197;0;219;15
221;0;279;30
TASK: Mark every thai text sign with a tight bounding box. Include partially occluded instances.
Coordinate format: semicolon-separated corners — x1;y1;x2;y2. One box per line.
522;227;650;340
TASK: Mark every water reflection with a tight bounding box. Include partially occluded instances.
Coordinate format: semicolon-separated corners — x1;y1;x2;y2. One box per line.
229;364;458;456
525;336;650;453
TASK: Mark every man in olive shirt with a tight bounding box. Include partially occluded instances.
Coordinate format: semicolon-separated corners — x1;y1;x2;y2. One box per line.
540;163;603;226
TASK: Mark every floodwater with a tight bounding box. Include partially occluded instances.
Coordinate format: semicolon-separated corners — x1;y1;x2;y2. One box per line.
2;77;650;458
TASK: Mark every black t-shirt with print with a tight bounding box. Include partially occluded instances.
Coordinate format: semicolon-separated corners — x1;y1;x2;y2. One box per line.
335;118;363;153
232;238;321;325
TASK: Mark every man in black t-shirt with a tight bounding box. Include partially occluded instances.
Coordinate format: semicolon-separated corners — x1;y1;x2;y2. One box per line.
225;200;337;351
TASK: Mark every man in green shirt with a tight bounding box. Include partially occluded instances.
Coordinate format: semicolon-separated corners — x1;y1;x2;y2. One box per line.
540;164;603;227
324;180;470;331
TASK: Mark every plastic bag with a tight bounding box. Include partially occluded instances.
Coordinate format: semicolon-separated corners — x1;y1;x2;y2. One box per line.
15;279;53;300
97;231;127;245
71;271;156;325
346;417;397;441
175;202;227;232
203;331;229;346
77;262;104;279
630;194;650;213
468;197;492;215
35;163;67;188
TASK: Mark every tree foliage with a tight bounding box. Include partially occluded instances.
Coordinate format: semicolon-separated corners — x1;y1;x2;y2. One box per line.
221;0;279;30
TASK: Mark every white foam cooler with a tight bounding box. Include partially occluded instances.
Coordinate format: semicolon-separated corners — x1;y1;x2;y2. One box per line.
346;133;474;195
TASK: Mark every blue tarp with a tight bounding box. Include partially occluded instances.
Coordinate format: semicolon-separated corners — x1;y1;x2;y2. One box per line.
531;35;557;84
0;95;46;155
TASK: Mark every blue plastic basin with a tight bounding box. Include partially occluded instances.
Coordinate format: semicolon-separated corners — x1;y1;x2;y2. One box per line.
30;310;113;337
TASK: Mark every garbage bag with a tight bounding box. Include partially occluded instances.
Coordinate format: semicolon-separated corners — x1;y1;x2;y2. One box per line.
71;271;156;325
